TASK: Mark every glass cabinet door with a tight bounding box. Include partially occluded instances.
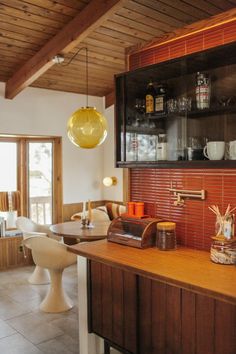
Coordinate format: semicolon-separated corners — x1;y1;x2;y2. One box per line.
115;42;236;167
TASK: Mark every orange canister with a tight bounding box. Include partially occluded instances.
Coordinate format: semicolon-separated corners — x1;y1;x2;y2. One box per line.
134;202;144;217
127;202;135;216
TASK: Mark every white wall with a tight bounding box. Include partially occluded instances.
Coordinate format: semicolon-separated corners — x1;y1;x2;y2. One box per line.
102;104;123;201
0;82;116;204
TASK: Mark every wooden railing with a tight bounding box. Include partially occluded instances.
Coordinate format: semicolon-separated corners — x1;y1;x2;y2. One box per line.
29;196;52;224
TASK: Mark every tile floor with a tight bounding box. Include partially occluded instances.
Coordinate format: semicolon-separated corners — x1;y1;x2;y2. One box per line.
0;264;79;354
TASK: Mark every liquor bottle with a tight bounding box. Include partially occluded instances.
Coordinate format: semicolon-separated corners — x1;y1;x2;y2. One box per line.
145;79;156;114
155;83;167;114
195;72;211;109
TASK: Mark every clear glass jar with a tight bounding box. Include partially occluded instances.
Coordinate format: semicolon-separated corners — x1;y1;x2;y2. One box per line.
156;222;176;250
156;134;167;161
210;239;236;264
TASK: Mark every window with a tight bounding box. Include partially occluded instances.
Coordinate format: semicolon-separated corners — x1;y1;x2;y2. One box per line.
0;136;62;226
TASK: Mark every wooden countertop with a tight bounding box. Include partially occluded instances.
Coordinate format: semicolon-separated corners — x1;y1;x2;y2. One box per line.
68;240;236;304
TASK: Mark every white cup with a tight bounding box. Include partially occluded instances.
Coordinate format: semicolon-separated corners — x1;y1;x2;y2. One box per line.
156;142;167;160
229;140;236;160
203;141;225;160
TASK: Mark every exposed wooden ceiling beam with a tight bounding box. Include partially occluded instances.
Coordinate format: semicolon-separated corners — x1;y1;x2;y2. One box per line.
105;90;115;108
5;0;124;99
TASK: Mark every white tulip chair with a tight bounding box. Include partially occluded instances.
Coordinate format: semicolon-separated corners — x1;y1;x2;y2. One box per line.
16;217;62;285
23;235;77;313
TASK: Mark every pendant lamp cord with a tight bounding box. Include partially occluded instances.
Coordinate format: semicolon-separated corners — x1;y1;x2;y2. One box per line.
59;46;89;107
85;47;88;107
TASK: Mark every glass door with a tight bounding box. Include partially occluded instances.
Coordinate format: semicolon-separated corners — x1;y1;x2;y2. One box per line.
28;142;53;224
0;142;18;228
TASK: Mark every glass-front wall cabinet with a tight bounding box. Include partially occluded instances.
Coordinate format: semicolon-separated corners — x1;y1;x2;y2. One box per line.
115;42;236;168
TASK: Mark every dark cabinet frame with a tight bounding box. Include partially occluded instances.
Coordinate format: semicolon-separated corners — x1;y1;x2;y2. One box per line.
115;41;236;168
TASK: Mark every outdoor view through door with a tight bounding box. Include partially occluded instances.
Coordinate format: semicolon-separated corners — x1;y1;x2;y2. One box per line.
0;137;62;227
28;142;53;224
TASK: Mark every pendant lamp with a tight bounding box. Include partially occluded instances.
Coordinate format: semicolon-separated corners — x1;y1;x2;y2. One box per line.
67;48;108;149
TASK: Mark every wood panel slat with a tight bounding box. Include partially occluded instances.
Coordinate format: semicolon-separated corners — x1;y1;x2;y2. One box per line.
62;200;106;222
183;0;226;15
135;0;200;23
0;18;52;41
111;267;124;347
0;238;8;269
181;289;196;354
196;294;214;354
0;236;33;269
123;271;137;353
90;261;102;334
96;26;147;46
110;13;165;37
151;280;166;354
0;4;65;29
166;284;181;354
125;1;186;28
215;300;236;354
0;0;72;23
159;0;215;20
117;7;175;33
19;0;82;17
103;20;153;41
138;277;152;354
0;12;58;34
101;263;113;340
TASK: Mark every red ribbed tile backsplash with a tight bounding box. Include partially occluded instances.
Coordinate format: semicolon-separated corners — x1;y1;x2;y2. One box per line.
129;20;236;70
130;169;236;251
128;20;236;251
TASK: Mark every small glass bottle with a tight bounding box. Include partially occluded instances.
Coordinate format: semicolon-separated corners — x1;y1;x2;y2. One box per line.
145;79;156;114
195;72;211;110
156;222;176;250
155;83;167;114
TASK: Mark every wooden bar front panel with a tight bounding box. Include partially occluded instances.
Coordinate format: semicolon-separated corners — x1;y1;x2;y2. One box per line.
89;260;137;353
138;277;236;354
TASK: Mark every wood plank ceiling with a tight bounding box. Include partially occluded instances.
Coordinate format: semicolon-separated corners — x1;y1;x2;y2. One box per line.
0;0;235;100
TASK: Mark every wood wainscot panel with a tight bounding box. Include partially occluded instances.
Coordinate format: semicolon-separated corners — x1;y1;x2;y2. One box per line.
0;237;7;269
62;200;106;221
0;236;33;270
63;200;124;221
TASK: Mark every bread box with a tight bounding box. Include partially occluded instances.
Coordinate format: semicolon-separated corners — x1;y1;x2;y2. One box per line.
107;216;162;248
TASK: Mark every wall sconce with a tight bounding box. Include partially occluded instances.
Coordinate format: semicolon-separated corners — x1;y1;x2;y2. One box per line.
103;177;117;187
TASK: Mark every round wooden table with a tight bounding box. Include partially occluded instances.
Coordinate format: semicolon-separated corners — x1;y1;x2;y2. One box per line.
50;220;110;245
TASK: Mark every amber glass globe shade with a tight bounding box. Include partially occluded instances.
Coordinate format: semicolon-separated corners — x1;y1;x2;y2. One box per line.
67;107;108;149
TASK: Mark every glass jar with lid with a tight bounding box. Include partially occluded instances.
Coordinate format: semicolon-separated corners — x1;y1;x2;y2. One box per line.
156;222;176;250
